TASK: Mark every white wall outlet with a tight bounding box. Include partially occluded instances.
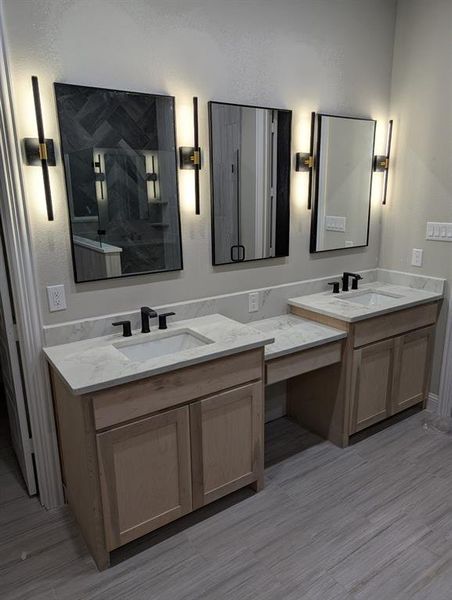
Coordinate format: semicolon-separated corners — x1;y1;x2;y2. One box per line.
248;292;259;313
47;284;67;312
411;248;423;267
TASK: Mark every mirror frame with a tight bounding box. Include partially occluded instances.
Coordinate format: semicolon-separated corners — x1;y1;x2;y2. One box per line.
208;100;292;266
54;82;184;283
310;112;376;254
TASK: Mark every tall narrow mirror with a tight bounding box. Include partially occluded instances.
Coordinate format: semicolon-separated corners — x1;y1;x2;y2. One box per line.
55;83;183;282
209;101;291;265
310;113;376;253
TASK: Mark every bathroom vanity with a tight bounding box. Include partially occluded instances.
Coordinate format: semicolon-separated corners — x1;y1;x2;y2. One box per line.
45;315;272;570
288;282;442;446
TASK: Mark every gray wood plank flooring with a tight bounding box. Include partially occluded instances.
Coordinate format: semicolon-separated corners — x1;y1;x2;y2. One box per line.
1;411;452;599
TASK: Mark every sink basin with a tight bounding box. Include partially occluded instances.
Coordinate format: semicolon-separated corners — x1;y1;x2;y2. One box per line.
340;290;403;306
338;289;403;307
114;329;213;362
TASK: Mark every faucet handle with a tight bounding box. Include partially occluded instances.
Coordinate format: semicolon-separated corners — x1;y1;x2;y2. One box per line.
328;282;340;294
112;320;132;337
158;312;175;330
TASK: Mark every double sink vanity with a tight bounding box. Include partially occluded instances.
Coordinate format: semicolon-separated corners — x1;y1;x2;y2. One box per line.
44;275;443;570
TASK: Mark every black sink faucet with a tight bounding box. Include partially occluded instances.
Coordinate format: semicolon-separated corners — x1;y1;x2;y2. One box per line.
341;272;363;292
141;306;157;333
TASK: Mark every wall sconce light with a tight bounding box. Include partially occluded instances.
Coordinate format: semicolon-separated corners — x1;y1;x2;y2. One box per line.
295;111;316;209
179;97;201;215
23;76;56;221
373;119;393;205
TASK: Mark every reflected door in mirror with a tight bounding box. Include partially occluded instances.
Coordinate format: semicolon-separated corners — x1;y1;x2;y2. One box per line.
209;102;291;265
55;83;183;282
310;114;376;253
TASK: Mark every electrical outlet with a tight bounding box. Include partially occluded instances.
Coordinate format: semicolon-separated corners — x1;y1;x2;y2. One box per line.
411;248;423;268
47;284;67;312
248;292;259;313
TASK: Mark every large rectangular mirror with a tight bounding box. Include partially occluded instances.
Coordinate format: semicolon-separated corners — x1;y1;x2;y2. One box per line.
209;101;291;265
310;113;376;253
55;83;183;282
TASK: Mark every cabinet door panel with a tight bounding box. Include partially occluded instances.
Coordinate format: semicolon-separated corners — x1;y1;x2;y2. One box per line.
392;326;435;415
97;406;192;550
350;339;394;434
190;382;263;509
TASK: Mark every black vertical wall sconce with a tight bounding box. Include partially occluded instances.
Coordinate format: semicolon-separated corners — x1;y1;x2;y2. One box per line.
373;119;393;205
24;76;56;221
179;96;201;215
295;111;316;209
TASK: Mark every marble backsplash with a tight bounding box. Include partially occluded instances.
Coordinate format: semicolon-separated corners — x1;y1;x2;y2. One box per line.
42;268;446;347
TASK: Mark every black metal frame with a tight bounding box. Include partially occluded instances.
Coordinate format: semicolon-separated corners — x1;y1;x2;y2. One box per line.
208;99;292;266
54;81;184;284
382;119;393;205
309;112;376;254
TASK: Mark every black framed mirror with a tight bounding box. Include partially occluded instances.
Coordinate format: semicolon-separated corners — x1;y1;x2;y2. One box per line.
55;83;183;283
209;101;291;265
310;113;376;253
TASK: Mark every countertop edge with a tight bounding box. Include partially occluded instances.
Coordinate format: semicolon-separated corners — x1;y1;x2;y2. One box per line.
288;294;443;323
265;332;347;360
44;336;274;397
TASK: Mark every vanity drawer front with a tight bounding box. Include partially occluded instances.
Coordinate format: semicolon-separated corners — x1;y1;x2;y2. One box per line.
353;302;438;348
265;341;342;385
92;349;264;430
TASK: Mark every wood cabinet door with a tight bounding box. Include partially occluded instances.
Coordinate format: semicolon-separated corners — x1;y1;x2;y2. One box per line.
96;406;192;550
190;382;263;509
350;339;394;434
391;326;435;415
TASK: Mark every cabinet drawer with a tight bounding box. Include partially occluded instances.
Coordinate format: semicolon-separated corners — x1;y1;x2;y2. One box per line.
92;349;263;430
266;341;342;385
353;302;438;348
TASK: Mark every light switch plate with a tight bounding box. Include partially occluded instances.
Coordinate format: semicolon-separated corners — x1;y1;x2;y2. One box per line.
325;216;346;232
411;248;423;267
248;292;259;313
47;284;67;312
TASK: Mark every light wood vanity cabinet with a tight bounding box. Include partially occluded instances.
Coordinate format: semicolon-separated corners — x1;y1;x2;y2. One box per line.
190;382;262;509
350;338;395;433
51;348;264;570
290;302;439;445
96;406;193;550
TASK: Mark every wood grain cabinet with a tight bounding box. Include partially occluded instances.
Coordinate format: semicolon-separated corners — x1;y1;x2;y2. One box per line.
96;406;192;550
290;301;440;445
51;348;265;570
190;382;263;509
350;339;394;433
391;326;435;415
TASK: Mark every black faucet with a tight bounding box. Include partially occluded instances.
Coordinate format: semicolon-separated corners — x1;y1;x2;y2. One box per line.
328;281;340;294
141;306;157;333
341;272;363;292
112;320;132;337
158;312;175;330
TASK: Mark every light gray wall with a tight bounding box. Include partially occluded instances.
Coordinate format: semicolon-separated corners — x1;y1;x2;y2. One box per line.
1;0;396;325
380;0;452;392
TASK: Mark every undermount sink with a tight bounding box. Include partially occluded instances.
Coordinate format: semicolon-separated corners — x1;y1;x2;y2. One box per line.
114;329;213;362
338;289;404;307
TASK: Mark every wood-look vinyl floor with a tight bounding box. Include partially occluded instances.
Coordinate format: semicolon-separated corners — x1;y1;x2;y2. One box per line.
1;411;452;600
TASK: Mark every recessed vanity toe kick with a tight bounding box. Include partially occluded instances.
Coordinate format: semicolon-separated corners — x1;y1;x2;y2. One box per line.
287;281;443;448
44;314;273;570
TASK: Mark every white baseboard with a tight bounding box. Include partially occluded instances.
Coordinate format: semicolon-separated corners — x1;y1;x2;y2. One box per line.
427;393;439;413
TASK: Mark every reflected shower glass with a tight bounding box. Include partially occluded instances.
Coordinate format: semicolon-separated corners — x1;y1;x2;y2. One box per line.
209;101;291;265
55;83;183;282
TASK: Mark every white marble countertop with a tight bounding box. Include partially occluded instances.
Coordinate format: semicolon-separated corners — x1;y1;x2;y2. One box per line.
288;281;443;323
250;314;347;360
43;314;274;396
